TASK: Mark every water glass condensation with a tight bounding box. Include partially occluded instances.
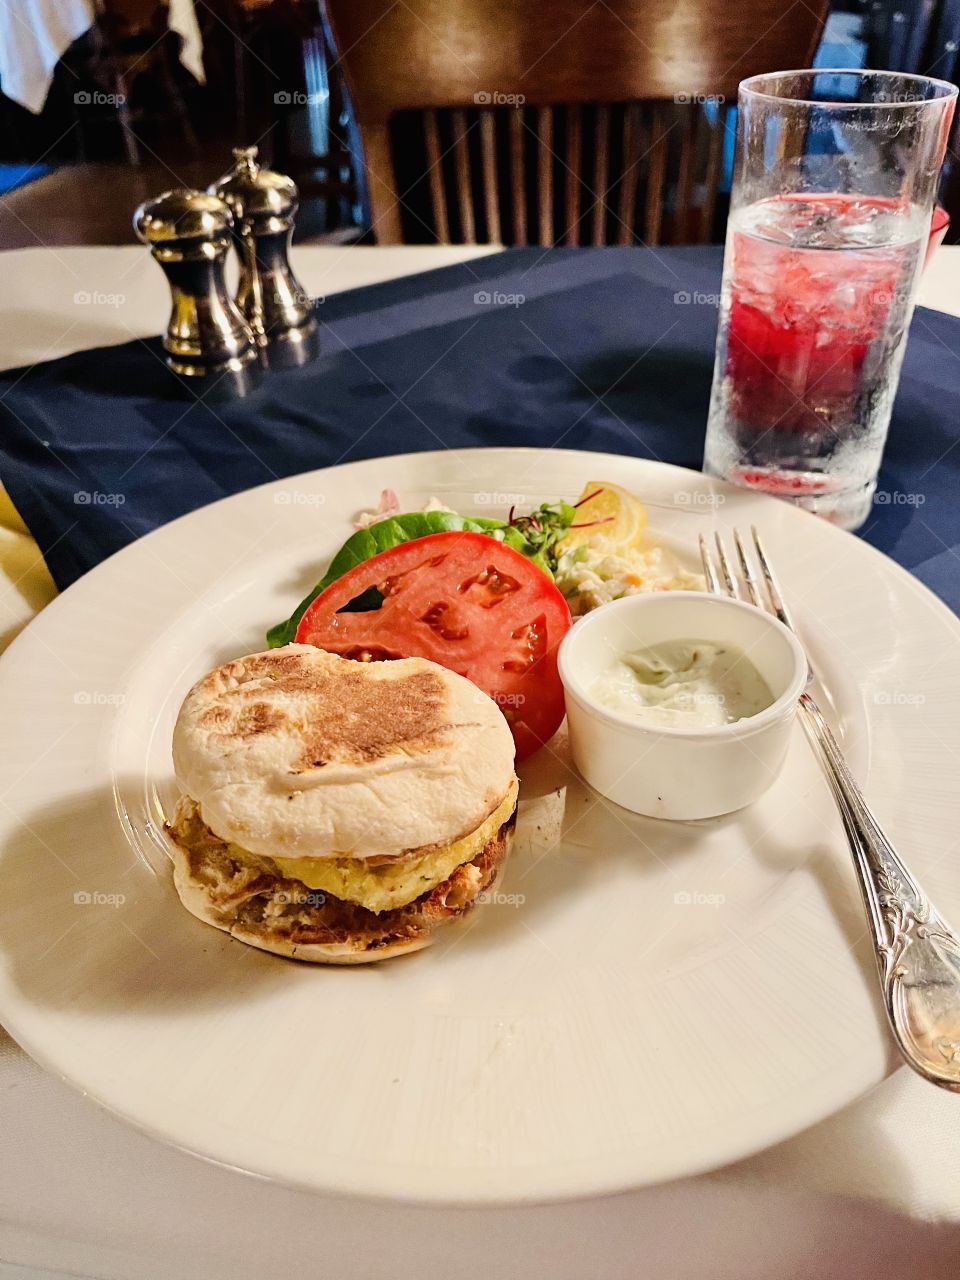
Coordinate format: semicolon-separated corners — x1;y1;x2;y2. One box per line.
703;70;957;530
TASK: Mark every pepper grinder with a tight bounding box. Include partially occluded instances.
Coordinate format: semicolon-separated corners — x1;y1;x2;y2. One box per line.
210;146;319;369
133;189;259;395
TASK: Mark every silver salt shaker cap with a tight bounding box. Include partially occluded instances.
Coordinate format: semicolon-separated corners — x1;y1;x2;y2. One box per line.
134;188;234;250
209;146;299;230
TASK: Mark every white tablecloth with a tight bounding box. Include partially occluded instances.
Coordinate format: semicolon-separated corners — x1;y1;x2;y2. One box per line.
0;0;204;116
1;244;960;1279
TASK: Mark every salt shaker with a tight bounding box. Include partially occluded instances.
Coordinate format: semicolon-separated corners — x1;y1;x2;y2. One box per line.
210;146;319;368
133;189;259;394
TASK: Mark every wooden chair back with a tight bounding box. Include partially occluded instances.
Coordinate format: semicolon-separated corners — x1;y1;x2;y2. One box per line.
324;0;828;245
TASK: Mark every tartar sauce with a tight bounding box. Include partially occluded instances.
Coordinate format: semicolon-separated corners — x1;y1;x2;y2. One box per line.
589;640;774;729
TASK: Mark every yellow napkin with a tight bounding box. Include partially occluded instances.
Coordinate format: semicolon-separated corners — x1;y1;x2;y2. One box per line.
0;486;57;653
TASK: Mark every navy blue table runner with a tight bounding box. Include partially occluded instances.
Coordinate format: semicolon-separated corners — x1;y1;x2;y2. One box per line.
0;247;957;609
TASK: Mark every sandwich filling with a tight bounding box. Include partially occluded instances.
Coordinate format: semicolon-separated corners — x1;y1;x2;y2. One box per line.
169;776;519;915
170;808;516;955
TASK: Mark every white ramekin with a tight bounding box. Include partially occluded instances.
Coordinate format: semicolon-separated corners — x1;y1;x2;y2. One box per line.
558;592;808;820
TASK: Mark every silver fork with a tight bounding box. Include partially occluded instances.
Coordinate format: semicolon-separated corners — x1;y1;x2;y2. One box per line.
701;526;960;1092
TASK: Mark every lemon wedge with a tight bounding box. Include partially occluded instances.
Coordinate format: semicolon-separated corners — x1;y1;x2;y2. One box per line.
559;480;648;553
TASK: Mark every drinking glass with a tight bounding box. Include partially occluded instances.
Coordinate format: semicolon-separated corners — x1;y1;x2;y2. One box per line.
703;70;957;529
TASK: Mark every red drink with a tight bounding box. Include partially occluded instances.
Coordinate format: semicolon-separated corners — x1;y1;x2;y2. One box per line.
706;194;927;506
704;70;956;530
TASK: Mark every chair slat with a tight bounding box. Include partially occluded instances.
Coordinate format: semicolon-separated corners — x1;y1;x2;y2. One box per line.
423;109;450;244
564;102;583;246
590;104;610;246
644;103;668;245
673;105;697;244
397;96;733;249
450;109;476;244
510;107;527;245
698;104;726;243
479;110;501;243
617;103;640;246
537;106;554;246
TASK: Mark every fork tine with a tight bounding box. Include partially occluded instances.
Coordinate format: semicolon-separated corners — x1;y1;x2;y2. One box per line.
751;526;796;631
713;533;738;598
733;529;761;607
698;534;723;595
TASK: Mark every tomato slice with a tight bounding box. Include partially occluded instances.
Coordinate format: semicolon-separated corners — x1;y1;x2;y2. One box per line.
294;531;572;759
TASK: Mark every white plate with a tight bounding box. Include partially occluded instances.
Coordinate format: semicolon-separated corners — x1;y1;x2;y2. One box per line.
0;448;957;1206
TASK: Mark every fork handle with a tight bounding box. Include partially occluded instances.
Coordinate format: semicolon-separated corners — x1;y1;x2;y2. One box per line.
797;692;960;1090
